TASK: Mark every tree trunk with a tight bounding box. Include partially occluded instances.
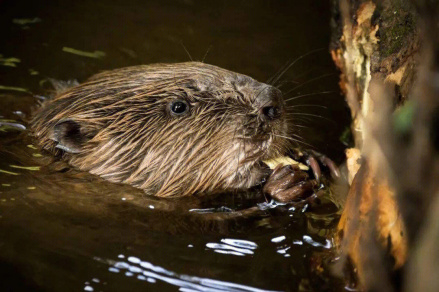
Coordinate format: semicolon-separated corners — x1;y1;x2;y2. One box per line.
330;0;439;291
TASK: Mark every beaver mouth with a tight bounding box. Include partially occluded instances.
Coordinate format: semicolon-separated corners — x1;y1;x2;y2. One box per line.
228;126;288;188
236;137;271;163
226;156;272;190
236;131;284;163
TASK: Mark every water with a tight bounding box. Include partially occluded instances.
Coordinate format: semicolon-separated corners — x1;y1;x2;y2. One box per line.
0;0;349;291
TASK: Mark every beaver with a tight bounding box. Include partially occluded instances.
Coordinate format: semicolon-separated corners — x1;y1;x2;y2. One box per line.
31;62;323;201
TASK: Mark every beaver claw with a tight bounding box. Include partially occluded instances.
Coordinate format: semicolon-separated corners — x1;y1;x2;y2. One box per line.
263;150;339;204
303;150;340;183
263;164;319;203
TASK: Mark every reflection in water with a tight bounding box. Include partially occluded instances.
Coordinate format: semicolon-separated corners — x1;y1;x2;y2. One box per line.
0;120;26;131
206;238;258;256
270;235;286;243
93;253;281;292
302;235;332;249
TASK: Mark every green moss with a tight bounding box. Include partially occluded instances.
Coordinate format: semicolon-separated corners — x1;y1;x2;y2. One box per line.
378;0;417;58
340;126;353;147
393;100;416;135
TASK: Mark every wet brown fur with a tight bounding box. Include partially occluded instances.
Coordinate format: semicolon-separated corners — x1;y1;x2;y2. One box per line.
31;62;289;197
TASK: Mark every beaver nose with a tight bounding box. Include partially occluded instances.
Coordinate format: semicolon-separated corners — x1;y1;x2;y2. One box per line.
261;105;282;120
257;86;284;121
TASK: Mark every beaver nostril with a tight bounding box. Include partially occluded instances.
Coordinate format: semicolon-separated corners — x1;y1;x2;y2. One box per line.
262;105;281;120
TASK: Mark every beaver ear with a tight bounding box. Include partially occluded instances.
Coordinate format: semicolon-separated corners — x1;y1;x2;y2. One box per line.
52;119;86;154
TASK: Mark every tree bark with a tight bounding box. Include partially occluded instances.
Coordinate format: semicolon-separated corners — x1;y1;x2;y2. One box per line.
330;0;439;291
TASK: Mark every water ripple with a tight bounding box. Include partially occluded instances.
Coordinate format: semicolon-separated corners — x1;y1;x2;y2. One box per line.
93;254;281;292
205;238;258;257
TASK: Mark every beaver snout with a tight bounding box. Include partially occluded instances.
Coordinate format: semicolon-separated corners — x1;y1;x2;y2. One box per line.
261;104;282;121
256;86;284;122
238;86;286;140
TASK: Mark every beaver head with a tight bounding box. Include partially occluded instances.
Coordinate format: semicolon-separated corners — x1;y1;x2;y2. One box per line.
31;62;289;197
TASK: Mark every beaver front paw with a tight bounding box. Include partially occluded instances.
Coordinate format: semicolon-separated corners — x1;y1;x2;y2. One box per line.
263;164;318;203
302;150;340;184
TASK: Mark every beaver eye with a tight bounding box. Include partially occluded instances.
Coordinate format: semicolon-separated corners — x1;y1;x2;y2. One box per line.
169;100;189;115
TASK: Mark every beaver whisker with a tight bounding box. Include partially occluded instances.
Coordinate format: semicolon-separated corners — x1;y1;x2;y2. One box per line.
289;132;307;142
286;116;314;125
284;91;334;102
273;80;300;90
274;67;319;90
267;48;325;86
287;104;328;109
286;112;334;123
272;133;313;148
290;124;310;129
267;59;294;85
201;45;213;63
285;73;335;93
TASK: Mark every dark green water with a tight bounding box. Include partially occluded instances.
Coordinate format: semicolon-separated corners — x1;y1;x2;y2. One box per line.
0;0;350;291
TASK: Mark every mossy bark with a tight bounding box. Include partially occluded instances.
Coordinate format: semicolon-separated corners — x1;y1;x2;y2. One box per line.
330;0;422;291
331;0;419;146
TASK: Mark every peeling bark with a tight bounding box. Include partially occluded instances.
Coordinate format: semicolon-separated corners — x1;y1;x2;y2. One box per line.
331;0;419;147
330;0;439;291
